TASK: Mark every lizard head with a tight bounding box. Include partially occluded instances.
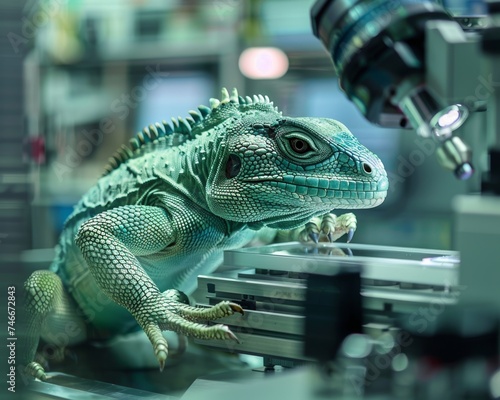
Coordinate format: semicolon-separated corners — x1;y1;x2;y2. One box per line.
205;89;389;229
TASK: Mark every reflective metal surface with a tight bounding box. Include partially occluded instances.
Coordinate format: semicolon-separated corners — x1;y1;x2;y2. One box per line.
28;373;178;399
195;242;460;363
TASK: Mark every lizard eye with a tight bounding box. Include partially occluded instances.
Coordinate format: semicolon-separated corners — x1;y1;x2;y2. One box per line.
289;138;310;154
282;133;316;158
275;129;331;165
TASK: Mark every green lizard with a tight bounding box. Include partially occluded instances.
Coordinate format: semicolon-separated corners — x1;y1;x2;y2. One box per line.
21;88;388;380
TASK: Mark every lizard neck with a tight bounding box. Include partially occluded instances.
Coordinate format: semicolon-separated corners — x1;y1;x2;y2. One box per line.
175;131;227;210
172;134;251;237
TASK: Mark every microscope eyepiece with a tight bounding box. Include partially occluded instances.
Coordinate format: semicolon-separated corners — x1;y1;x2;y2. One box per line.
311;0;453;128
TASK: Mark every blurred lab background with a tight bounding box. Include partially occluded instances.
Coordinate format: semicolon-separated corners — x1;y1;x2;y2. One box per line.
0;0;486;396
2;0;480;266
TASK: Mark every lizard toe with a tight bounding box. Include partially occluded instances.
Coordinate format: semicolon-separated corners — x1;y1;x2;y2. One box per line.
156;345;168;372
320;213;337;242
229;302;244;315
323;212;357;242
214;324;240;343
174;300;244;321
25;361;47;381
142;322;169;372
297;218;321;243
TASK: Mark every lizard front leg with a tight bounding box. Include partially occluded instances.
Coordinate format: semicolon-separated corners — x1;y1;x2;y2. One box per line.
76;205;241;371
275;213;357;244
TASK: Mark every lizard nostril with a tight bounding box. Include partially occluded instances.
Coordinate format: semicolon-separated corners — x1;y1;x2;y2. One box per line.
362;163;372;174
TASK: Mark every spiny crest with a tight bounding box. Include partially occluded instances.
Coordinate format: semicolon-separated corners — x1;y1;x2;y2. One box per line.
103;88;281;175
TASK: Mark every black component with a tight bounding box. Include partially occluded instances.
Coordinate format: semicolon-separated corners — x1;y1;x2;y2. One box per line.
487;0;500;14
400;304;500;364
135;11;163;38
482;148;500;194
304;267;363;362
207;283;215;293
310;0;452;127
481;26;500;54
239;299;256;310
270;269;288;276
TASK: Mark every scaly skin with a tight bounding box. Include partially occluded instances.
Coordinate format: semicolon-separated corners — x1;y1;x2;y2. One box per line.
21;88;388;380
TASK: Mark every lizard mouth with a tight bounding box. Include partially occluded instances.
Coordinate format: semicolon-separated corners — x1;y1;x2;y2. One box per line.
243;176;388;207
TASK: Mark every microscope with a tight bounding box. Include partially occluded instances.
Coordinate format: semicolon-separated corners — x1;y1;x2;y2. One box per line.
311;0;500;310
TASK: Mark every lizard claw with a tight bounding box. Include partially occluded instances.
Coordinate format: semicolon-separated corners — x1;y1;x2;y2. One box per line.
347;227;355;243
302;220;320;244
229;302;244;315
157;350;167;372
135;296;245;368
221;325;241;344
309;232;319;243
